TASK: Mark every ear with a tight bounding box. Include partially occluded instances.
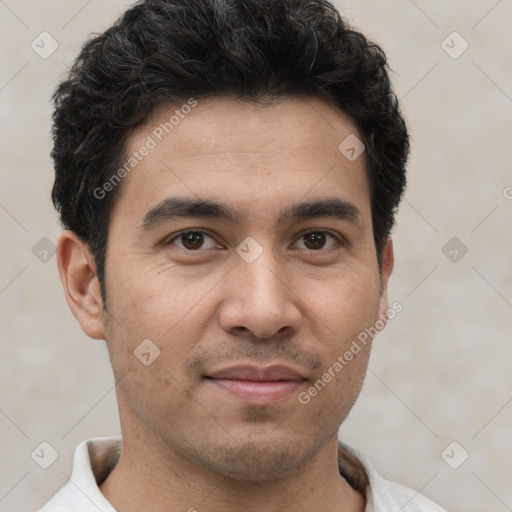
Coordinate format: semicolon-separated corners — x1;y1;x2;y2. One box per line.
375;236;394;331
57;230;106;340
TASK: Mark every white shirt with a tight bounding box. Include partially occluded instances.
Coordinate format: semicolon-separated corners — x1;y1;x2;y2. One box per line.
39;437;446;512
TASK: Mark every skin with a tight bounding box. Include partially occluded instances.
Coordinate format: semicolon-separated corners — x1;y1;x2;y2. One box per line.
57;95;394;512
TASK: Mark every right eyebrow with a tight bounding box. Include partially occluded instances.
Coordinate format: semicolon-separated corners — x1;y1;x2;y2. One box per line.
137;197;242;231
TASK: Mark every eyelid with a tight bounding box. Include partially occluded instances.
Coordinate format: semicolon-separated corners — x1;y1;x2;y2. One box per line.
166;229;221;249
292;229;343;250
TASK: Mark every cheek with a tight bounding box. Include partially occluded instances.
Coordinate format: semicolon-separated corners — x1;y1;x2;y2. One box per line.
297;268;380;399
105;257;217;337
297;340;372;424
103;259;227;397
304;266;382;336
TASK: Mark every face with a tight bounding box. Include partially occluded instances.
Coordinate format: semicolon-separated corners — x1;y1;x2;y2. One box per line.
69;96;393;481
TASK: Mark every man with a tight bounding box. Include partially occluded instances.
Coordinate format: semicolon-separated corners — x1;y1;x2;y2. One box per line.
42;0;446;510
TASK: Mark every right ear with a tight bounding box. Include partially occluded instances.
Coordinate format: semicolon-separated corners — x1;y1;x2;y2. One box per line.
56;230;106;340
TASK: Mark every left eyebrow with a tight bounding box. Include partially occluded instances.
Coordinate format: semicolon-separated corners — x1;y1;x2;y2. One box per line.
137;196;363;231
277;198;363;227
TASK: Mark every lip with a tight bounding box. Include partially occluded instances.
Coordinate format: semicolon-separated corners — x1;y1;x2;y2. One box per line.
207;364;306;381
205;364;307;405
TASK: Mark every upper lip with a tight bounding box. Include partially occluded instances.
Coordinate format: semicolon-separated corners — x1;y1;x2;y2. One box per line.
206;364;306;382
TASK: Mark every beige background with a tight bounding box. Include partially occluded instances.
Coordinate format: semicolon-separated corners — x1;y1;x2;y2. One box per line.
1;1;511;510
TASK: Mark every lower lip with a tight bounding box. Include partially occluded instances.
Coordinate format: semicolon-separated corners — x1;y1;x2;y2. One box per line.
207;379;304;404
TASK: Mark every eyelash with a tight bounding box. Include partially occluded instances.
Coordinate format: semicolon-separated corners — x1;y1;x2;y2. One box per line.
166;229;343;252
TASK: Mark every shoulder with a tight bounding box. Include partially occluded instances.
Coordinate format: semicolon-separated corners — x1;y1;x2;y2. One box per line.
37;437;121;512
366;475;447;511
339;442;447;512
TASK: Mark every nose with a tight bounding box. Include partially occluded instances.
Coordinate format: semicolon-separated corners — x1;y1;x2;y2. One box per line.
218;251;302;340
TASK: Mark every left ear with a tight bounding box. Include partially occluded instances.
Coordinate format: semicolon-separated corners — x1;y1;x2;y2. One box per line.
375;236;394;331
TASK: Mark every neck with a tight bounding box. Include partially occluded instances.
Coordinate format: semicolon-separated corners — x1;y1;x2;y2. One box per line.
99;432;366;512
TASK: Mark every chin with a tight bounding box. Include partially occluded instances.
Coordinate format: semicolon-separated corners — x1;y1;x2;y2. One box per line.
182;430;327;482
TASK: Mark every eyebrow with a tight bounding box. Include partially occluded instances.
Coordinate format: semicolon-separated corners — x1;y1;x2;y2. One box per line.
279;198;362;226
137;197;362;231
138;197;241;230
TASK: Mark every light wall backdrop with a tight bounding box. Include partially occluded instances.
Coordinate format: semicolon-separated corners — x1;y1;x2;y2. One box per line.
1;1;511;510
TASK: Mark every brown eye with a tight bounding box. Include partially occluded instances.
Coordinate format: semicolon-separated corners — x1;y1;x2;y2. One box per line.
303;232;326;250
169;231;219;251
181;232;204;250
295;231;339;251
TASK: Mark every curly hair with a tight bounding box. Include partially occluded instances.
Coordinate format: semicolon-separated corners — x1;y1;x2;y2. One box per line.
51;0;409;303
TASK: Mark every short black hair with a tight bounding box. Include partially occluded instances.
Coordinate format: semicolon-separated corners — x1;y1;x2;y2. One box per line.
51;0;409;304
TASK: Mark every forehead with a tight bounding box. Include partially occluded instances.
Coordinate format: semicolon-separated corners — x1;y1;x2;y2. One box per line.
142;95;361;155
112;95;370;225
